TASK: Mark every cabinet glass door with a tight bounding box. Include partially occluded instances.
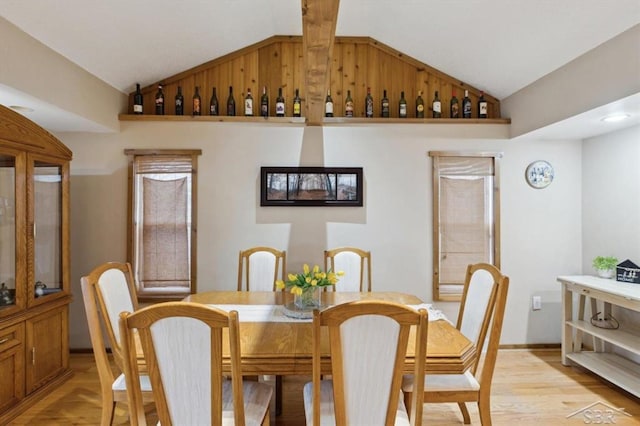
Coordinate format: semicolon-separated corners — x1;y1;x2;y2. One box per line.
33;161;63;299
0;154;16;310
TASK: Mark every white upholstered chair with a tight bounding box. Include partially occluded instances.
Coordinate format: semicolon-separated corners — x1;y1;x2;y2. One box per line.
402;263;510;425
120;302;273;426
324;247;371;292
303;300;428;426
237;246;286;291
237;246;286;414
80;262;153;426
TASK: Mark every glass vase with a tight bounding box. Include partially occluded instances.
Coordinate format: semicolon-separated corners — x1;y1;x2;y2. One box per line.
294;286;321;310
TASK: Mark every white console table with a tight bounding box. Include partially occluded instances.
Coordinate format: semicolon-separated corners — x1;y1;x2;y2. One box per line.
558;275;640;397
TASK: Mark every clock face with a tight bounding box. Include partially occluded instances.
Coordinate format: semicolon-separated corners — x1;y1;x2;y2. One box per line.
526;160;554;189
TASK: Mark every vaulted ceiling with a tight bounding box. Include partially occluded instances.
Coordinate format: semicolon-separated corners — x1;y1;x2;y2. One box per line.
0;0;639;134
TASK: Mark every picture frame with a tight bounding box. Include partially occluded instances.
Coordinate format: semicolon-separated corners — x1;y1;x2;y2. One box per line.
260;167;363;207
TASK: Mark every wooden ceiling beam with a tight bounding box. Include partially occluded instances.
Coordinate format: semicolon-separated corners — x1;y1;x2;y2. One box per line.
301;0;340;126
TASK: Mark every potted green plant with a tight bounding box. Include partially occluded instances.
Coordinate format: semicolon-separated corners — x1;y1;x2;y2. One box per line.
592;256;618;279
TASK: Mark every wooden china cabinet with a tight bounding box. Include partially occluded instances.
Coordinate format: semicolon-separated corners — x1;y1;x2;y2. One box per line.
0;104;72;423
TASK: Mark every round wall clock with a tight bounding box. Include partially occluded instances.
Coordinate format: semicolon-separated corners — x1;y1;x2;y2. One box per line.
525;160;554;189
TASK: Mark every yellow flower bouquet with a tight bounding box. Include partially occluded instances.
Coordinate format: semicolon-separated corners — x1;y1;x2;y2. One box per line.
276;264;344;309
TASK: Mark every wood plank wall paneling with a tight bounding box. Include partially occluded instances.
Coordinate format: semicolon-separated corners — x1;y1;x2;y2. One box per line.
128;36;501;120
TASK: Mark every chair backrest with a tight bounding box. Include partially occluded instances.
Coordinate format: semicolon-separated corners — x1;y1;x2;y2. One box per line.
120;302;247;426
84;262;139;372
457;263;508;375
237;246;286;291
311;300;428;426
81;269;121;411
324;247;371;291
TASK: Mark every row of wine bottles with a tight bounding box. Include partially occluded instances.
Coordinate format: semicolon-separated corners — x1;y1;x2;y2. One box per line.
324;87;488;118
133;84;488;119
134;84;302;117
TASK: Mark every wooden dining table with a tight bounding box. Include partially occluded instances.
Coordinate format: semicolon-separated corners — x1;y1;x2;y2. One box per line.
182;290;476;376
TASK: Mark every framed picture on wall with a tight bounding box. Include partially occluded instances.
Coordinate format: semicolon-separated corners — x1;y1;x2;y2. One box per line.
260;167;363;207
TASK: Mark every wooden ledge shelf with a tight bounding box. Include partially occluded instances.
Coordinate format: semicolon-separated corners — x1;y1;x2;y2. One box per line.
119;114;511;126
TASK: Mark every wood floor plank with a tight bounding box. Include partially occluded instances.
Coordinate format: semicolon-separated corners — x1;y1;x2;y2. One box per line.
8;349;640;425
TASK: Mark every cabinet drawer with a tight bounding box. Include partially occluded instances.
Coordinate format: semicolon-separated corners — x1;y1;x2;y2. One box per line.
0;323;24;353
0;323;25;413
565;282;640;311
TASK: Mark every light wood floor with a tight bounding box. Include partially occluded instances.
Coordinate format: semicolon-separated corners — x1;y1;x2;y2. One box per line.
8;349;640;425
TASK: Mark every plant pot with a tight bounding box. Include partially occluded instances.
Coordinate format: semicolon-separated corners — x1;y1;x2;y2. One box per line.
597;269;614;279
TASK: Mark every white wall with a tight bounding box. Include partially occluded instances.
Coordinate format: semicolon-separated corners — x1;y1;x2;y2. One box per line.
502;24;640;138
0;17;126;132
582;125;640;266
582;125;640;361
58;121;582;348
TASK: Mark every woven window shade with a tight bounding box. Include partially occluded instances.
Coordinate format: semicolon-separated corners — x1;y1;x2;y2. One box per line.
140;177;189;288
440;177;489;284
134;155;193;174
436;156;494;287
437;156;494;176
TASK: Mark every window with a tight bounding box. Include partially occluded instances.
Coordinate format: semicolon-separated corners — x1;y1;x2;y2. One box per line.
430;151;501;301
125;149;201;299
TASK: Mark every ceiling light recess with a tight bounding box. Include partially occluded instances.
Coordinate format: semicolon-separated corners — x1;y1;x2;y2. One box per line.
601;113;630;123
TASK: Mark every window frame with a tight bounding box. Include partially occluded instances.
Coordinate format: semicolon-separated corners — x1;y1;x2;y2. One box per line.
430;151;502;301
125;149;201;301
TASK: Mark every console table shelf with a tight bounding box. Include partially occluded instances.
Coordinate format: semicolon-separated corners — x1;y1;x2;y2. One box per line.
558;275;640;398
566;352;640;397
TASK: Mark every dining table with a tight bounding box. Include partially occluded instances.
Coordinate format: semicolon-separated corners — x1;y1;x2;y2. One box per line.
182;290;476;376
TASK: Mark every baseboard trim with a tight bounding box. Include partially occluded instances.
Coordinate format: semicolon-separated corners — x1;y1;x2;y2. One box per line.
499;343;561;350
70;348;94;354
71;344;561;354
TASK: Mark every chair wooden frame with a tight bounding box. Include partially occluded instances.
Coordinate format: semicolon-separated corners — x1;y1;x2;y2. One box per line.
237;246;286;291
237;246;286;415
80;262;153;426
120;302;272;426
308;300;428;426
403;263;509;425
324;247;372;292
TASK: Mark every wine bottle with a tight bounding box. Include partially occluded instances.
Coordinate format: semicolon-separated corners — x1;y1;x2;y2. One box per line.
415;90;424;118
478;91;488;118
155;84;165;115
133;83;143;114
245;88;253;116
192;86;201;116
450;89;459;118
462;90;472;118
260;86;269;117
293;88;301;117
432;91;441;118
276;87;285;117
174;86;184;115
325;89;333;117
345;90;354;117
209;87;218;116
365;87;374;118
399;91;407;118
381;89;390;118
227;86;236;116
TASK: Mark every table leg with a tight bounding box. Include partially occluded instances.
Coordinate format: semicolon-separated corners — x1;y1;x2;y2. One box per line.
561;283;572;365
276;375;282;415
575;293;586;353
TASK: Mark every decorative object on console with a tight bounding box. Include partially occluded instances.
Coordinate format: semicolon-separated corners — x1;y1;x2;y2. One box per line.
525;160;554;189
592;256;619;279
0;282;14;306
261;167;363;207
616;259;640;284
